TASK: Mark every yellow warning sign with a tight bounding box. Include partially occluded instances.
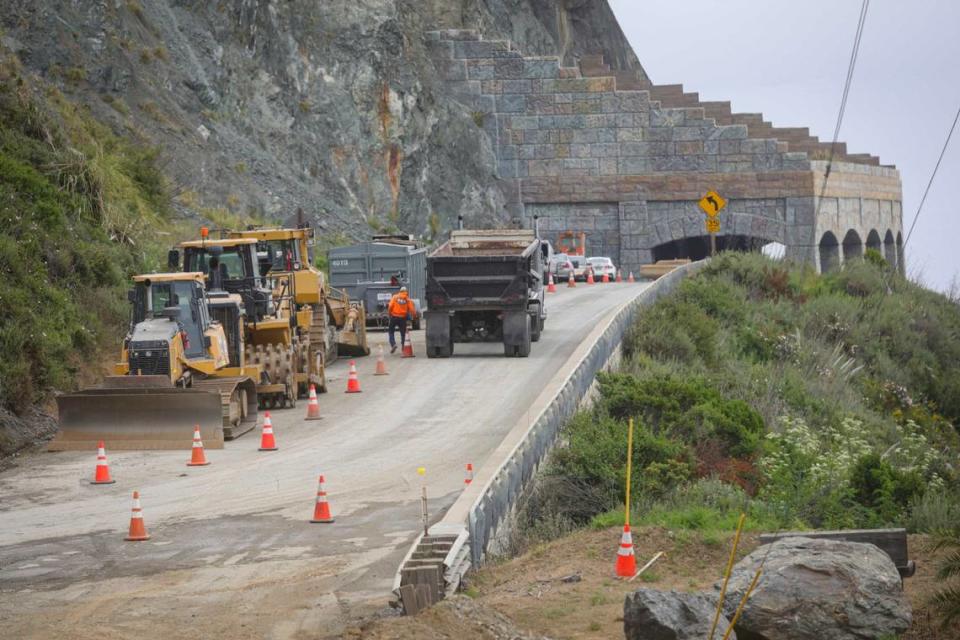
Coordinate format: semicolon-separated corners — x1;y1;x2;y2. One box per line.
699;190;727;217
705;217;721;234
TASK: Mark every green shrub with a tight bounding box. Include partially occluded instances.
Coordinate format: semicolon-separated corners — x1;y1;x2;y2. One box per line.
848;453;925;525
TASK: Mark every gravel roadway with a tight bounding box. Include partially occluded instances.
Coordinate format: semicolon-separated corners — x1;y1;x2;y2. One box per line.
0;281;649;639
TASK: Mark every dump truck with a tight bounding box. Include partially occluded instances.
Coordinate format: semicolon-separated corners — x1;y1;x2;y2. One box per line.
424;228;548;358
49;272;260;451
228;226;370;361
328;236;427;330
171;235;325;408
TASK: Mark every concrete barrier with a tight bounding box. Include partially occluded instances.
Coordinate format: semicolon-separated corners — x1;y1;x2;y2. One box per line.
393;260;706;600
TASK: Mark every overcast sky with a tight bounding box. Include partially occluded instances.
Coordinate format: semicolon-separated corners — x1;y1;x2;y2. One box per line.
609;1;960;291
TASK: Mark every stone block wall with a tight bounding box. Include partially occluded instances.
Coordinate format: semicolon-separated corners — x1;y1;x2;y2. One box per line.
426;29;903;275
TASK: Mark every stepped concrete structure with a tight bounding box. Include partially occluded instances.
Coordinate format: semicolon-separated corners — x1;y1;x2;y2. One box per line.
427;30;903;274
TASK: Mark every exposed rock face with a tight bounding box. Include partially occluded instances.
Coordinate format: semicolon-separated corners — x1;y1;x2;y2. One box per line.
624;588;734;640
0;0;644;240
720;537;911;640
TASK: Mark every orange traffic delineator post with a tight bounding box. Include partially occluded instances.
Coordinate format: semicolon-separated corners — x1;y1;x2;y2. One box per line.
187;425;210;466
374;344;389;375
305;384;323;420
345;360;362;393
567;272;576;288
628;271;636;283
465;463;474;486
616;269;623;283
587;270;595;285
125;491;151;541
615;524;637;577
258;412;278;451
401;336;415;358
602;272;610;283
310;474;335;523
91;440;115;485
547;273;557;293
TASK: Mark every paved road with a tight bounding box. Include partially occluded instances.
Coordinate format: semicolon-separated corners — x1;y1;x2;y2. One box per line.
0;281;649;639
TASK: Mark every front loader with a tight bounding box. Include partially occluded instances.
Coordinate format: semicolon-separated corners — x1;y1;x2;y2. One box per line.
48;273;260;451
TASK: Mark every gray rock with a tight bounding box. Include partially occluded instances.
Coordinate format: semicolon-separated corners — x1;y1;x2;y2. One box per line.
719;537;911;640
624;588;734;640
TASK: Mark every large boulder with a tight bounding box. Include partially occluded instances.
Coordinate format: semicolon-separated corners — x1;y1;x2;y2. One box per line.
719;536;911;640
624;588;734;640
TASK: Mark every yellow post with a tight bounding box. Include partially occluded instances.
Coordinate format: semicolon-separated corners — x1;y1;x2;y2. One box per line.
709;512;746;640
624;418;634;526
721;568;762;640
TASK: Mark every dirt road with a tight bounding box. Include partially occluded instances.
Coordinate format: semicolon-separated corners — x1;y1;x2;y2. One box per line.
0;282;649;639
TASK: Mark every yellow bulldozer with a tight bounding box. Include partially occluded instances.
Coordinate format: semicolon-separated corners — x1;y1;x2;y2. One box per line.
49;273;260;451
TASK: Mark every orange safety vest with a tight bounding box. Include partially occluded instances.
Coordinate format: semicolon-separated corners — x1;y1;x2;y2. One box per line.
388;292;416;319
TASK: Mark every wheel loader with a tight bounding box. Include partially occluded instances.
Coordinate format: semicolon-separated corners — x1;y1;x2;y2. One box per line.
48;272;260;451
171;235;327;409
227;226;370;361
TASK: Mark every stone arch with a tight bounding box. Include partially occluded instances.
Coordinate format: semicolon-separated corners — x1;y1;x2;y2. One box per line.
896;231;905;274
883;229;896;266
866;229;882;254
819;231;840;273
842;229;863;263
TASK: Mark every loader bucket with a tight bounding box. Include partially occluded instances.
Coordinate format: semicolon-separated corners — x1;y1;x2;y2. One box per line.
49;385;226;451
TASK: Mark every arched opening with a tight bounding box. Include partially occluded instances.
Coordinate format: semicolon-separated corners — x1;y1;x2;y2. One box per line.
842;229;863;263
883;229;896;266
651;235;773;262
866;229;882;255
819;231;840;273
896;231;905;274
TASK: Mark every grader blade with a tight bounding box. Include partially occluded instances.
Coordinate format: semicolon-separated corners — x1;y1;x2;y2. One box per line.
49;381;226;451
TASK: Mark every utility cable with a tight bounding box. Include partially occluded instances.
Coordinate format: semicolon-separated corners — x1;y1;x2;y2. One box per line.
903;102;960;251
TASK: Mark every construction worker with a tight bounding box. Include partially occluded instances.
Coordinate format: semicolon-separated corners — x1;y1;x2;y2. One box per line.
387;286;417;353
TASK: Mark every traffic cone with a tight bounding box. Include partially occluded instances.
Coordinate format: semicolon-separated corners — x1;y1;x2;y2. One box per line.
616;269;622;283
374;344;389;375
310;474;335;523
124;491;151;541
401;336;415;358
602;272;610;283
628;272;636;283
258;412;278;451
567;272;576;288
547;273;557;293
465;463;474;486
615;524;637;577
187;425;210;466
305;384;322;420
345;361;362;393
587;270;595;285
91;440;115;485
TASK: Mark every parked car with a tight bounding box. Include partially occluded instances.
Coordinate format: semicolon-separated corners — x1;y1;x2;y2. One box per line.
568;255;589;281
553;257;576;281
586;256;617;280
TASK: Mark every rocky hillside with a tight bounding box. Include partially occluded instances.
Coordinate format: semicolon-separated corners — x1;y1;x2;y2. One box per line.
0;0;645;239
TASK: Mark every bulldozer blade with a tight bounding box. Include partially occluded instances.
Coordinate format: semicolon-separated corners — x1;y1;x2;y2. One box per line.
49;387;226;451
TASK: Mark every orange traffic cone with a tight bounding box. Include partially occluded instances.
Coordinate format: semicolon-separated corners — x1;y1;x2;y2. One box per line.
91;440;115;485
187;425;210;466
628;272;635;283
125;491;151;541
345;361;362;393
465;463;474;486
547;273;557;293
401;336;415;358
258;412;278;451
587;270;595;285
615;524;637;577
568;272;576;288
602;272;610;283
310;474;335;523
616;269;622;283
305;384;322;420
374;344;389;375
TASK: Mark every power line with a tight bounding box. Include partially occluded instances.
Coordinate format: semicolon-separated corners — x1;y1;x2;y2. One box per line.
903;102;960;250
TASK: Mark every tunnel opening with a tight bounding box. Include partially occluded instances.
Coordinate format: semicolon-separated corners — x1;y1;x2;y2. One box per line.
651;235;772;262
884;229;896;266
819;231;840;273
842;229;863;263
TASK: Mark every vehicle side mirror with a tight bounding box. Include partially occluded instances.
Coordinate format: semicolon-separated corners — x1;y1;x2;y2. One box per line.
167;250;180;270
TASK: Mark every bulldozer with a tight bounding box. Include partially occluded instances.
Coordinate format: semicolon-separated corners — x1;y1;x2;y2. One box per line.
172;235;326;409
48;272;260;451
227;226;370;362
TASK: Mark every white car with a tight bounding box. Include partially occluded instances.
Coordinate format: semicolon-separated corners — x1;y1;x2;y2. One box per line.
586;257;617;280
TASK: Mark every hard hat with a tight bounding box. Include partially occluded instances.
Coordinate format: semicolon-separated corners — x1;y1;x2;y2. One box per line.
400;286;408;292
